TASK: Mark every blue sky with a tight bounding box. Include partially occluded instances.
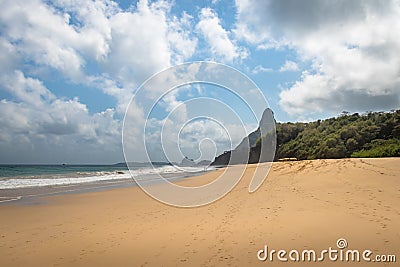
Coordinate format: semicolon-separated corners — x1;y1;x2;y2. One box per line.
0;0;399;163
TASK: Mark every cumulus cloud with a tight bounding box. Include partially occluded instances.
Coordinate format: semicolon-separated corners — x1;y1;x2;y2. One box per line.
105;1;170;86
279;71;400;115
0;0;124;81
0;0;200;163
279;60;299;72
0;72;121;163
167;12;198;63
235;0;400;116
0;0;198;107
196;8;247;62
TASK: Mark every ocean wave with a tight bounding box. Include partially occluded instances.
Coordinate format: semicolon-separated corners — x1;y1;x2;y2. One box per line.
0;172;132;189
0;165;211;189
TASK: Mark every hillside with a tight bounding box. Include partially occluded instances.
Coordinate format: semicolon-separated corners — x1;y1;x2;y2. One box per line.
277;110;400;160
212;109;400;165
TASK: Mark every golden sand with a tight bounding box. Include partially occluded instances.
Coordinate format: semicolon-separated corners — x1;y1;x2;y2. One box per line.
0;158;399;266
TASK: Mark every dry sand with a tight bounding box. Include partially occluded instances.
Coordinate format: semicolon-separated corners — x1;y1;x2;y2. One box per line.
0;158;399;266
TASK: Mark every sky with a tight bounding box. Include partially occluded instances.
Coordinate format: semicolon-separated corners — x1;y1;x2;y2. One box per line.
0;0;399;164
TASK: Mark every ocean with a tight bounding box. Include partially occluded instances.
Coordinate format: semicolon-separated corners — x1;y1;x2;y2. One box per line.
0;164;209;190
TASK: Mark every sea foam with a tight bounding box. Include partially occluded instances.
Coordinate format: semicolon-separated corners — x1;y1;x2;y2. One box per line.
0;166;208;189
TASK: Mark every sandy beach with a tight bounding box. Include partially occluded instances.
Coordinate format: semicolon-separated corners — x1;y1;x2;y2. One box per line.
1;158;399;266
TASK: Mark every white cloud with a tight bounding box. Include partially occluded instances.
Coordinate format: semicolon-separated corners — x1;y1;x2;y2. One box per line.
103;0;197;87
233;15;270;46
0;0;202;163
1;70;55;107
167;12;198;63
51;0;117;61
279;60;299;72
0;72;121;163
235;0;400;116
143;115;252;163
252;65;273;74
0;0;198;112
196;8;247;62
0;0;85;80
105;1;171;85
0;0;121;81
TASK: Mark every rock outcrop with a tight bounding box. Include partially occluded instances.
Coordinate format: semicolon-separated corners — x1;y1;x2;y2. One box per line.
211;108;276;166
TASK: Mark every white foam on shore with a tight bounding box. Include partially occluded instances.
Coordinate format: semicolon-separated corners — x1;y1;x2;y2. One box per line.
0;173;132;189
0;166;210;189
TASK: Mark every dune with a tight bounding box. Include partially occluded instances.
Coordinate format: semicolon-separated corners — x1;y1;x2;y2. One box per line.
0;158;399;266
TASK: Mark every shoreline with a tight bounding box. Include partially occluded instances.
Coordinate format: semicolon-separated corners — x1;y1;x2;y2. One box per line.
0;169;213;206
0;158;399;266
0;178;135;206
1;157;397;206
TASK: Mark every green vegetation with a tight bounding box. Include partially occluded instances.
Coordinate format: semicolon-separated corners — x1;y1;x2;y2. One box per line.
276;110;400;160
351;139;400;158
212;109;399;166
